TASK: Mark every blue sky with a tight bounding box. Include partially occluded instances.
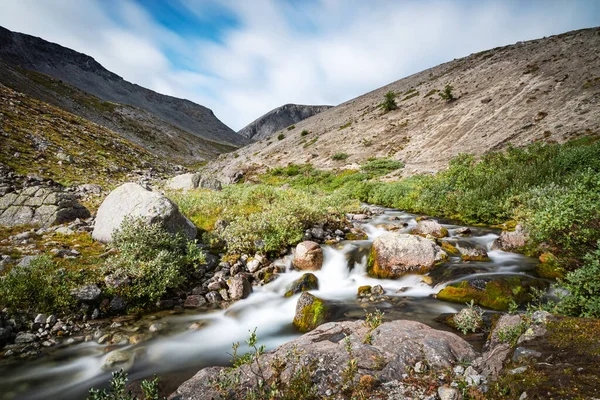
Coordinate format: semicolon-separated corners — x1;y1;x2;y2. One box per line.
1;0;599;130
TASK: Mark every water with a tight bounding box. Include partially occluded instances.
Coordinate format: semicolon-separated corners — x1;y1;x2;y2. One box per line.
0;208;539;399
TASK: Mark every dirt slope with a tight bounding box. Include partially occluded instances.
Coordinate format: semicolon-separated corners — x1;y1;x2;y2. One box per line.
207;27;600;181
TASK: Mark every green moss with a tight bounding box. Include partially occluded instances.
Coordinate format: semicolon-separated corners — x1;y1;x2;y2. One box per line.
537;252;566;279
547;317;600;357
345;231;368;240
357;285;372;296
285;273;319;298
293;296;328;333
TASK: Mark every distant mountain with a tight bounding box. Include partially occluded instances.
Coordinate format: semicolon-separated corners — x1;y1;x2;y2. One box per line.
207;27;600;181
0;26;250;163
238;104;333;140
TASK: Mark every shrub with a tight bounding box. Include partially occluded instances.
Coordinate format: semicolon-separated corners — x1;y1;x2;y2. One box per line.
104;217;205;309
331;152;349;161
557;241;600;318
287;125;296;131
301;130;310;136
0;255;80;314
88;369;159;400
439;84;455;101
360;158;404;176
453;300;484;335
278;133;285;140
380;90;398;112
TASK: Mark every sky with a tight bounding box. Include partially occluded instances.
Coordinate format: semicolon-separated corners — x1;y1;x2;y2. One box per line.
0;0;599;131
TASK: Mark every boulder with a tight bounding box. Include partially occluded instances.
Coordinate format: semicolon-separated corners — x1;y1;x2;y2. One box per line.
198;175;222;191
166;173;197;191
184;295;207;308
92;183;196;243
170;320;477;399
293;292;330;332
284;273;319;297
458;246;490;261
292;241;323;271
412;220;448;238
228;274;252;300
70;284;102;302
368;233;447;278
491;224;527;251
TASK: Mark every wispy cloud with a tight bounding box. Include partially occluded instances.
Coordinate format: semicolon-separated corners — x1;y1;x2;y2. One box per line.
0;0;598;130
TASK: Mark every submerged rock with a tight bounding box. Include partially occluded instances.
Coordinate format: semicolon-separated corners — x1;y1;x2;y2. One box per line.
368;233;447;278
284;273;319;297
292;241;323;271
92;183;196;243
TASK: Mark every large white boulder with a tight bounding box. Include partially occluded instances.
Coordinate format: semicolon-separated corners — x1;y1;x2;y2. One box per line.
92;183;196;243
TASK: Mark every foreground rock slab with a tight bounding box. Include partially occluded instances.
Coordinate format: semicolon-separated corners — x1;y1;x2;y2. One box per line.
92;183;196;243
169;319;477;400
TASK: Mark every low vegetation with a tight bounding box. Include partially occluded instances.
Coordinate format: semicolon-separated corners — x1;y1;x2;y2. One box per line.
379;90;398;112
453;300;484;335
438;84;455;101
331;152;349;161
88;369;159;400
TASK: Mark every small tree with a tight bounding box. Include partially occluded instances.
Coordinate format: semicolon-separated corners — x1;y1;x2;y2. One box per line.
439;84;455;102
380;91;398;112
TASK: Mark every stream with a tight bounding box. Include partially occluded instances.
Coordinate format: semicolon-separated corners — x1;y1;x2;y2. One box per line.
0;207;539;399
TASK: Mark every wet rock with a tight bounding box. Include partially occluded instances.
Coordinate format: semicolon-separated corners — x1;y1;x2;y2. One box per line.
438;385;460;400
92;183;196;243
293;241;323;271
345;228;368;240
205;291;222;304
455;227;471;235
491;224;527;251
458;246;490;261
293;292;330;332
71;284;101;302
412;220;448;238
228;274;252;300
184;295;207;308
536;252;565;279
102;350;134;370
149;323;165;333
15;332;36;344
284;273;319;297
368;233;447;278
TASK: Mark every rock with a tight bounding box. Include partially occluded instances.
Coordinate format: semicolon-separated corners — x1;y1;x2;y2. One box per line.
310;227;325;240
171;319;477;399
293;241;323;271
70;284;101;302
491;224;527;251
284;273;319;297
436;277;545;311
34;314;47;325
205;291;222;304
14;332;36;344
292;292;330;332
102;350;134;370
149;323;165;333
46;315;57;325
166;173;197;191
228;274;252;300
230;171;244;184
455;227;471;235
345;228;368;240
92;183;196;243
198;175;222;191
109;295;126;312
458;246;490;261
438;385;460;400
412;220;448;238
368;233;446;278
536;252;566;279
246;258;262;273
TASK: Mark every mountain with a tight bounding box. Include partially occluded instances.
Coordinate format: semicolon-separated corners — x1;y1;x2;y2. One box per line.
238;104;333;140
0;26;250;163
206;27;600;181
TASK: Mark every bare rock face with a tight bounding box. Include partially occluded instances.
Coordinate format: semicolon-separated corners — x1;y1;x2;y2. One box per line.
0;186;90;227
293;241;324;271
491;224;527;251
170;320;477;399
368;233;447;278
92;183;196;243
412;220;448;238
238;104;333;140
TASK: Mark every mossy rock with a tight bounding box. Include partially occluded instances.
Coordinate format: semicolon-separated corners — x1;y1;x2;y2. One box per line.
440;241;459;255
357;285;372;296
436;277;546;311
293;292;330;332
536;252;566;279
284;273;319;298
345;230;368;241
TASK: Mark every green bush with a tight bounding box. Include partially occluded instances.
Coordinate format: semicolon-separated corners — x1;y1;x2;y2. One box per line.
360;158;404;176
277;133;285;140
301;130;310;136
104;217;205;309
453;300;484;335
439;84;455;101
88;369;159;400
380;90;398;112
331;152;349;161
557;242;600;318
0;255;80;314
287;125;296;131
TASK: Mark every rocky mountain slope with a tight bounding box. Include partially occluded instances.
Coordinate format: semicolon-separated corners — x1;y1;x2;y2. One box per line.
0;26;250;161
207;27;600;181
238;104;332;140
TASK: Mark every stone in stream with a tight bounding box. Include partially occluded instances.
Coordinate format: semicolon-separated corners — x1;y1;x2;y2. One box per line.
458;246;490;262
491;224;527;251
228;274;252;300
412;219;448;238
92;183;196;243
170;319;477;399
284;273;319;297
292;292;331;332
367;233;447;279
292;241;323;271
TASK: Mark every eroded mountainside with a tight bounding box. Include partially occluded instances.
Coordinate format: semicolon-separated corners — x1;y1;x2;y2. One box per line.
238;104;333;140
207;27;600;181
0;26;249;163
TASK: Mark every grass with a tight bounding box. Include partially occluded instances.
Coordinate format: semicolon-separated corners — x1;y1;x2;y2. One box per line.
339;121;352;130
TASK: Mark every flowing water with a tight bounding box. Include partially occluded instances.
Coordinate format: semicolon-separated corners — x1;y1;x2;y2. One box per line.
0;208;539;399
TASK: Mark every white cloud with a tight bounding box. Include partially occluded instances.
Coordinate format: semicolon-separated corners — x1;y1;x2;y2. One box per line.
0;0;598;130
